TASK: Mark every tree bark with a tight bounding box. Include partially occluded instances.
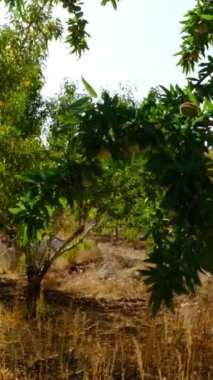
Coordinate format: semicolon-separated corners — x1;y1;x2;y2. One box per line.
26;266;42;319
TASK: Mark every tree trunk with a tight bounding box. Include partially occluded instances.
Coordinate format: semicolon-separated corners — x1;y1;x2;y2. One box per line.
26;266;42;319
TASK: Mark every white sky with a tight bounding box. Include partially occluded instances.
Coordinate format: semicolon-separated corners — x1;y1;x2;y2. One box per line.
0;0;196;99
43;0;195;99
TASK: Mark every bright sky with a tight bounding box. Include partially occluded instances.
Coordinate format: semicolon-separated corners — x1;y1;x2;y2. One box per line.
43;0;196;99
0;0;196;99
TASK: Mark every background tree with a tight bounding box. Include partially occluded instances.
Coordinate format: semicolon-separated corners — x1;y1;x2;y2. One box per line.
0;0;64;227
3;0;120;55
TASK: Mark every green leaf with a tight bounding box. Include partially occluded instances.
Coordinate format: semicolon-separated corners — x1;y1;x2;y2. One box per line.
184;88;199;106
9;201;26;214
36;230;43;241
204;99;213;112
45;204;54;217
9;207;22;215
66;97;91;111
82;77;97;98
101;0;118;9
22;224;28;247
17;174;38;184
59;197;68;208
200;14;213;21
111;0;117;9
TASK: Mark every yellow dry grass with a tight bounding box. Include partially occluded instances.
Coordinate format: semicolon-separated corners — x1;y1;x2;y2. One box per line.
0;241;212;379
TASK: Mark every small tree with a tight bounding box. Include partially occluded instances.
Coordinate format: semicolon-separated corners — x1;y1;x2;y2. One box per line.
10;191;94;318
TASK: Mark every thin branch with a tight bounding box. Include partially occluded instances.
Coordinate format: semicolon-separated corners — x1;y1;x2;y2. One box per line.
194;69;213;89
39;223;94;278
61;223;94;253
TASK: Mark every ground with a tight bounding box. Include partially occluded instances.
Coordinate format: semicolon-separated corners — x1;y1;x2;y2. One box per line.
0;240;212;379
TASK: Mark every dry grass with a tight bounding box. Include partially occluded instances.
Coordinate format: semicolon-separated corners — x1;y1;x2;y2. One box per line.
0;241;212;379
0;369;20;380
0;277;212;379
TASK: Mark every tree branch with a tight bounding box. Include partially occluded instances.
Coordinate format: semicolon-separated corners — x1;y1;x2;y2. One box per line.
39;223;94;278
